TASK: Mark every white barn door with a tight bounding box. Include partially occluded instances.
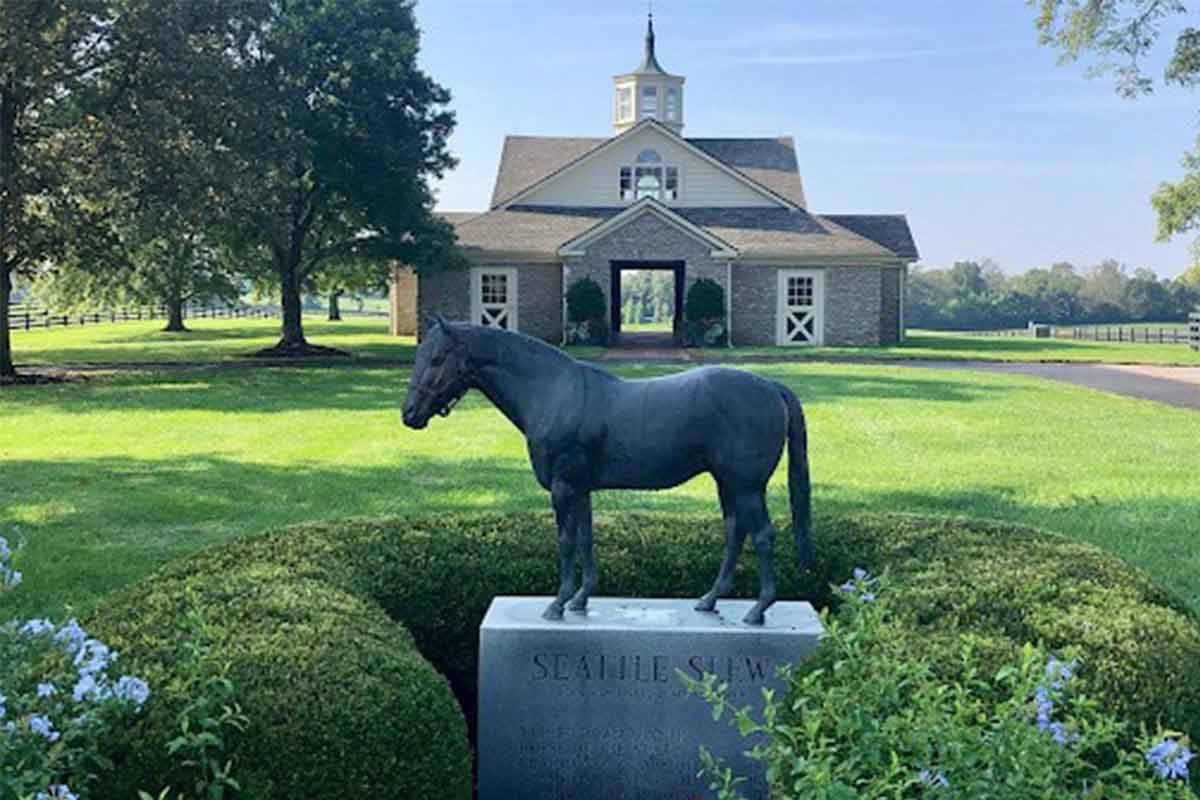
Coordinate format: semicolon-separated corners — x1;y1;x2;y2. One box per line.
471;267;518;331
776;269;824;346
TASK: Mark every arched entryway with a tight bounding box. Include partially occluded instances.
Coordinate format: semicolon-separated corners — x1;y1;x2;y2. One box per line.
610;260;685;346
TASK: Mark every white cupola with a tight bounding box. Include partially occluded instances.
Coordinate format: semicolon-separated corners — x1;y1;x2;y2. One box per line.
613;14;685;135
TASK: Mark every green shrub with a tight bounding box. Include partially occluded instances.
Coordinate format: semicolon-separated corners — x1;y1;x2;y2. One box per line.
85;511;1200;797
565;278;609;345
690;573;1195;799
684;279;727;346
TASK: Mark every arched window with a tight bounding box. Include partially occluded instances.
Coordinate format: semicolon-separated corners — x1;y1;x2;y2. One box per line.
618;153;679;202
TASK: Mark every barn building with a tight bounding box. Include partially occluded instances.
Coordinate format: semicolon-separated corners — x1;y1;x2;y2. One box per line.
390;16;918;347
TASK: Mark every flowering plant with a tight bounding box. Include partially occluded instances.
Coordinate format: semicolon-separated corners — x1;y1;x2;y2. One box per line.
2;532;152;800
684;569;1194;799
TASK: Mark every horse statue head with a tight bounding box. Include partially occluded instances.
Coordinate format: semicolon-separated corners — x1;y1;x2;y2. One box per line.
402;316;475;430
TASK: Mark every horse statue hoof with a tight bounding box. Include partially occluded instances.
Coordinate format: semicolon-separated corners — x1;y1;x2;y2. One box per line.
567;598;588;612
542;603;564;621
694;597;717;613
742;609;765;626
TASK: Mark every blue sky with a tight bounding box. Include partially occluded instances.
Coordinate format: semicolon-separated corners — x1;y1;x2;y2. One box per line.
414;1;1199;278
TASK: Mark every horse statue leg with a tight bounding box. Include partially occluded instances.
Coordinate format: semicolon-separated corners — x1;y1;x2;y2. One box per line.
742;489;778;626
544;479;584;620
696;483;747;614
567;492;596;612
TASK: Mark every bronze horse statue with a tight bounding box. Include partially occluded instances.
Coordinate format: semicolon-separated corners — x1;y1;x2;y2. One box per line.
402;318;812;625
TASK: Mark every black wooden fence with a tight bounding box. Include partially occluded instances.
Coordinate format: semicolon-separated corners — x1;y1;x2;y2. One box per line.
967;325;1193;345
6;304;276;331
1190;312;1199;351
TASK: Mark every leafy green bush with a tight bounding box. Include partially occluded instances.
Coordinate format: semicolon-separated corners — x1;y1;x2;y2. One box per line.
85;511;1200;797
684;278;727;346
566;277;606;322
565;278;609;345
689;571;1195;799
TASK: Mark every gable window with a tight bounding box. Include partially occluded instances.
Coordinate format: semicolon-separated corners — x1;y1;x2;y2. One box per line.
616;87;632;121
641;85;658;119
618;153;679;202
665;87;679;121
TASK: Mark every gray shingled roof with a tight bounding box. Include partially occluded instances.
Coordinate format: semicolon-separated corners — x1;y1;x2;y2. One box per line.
489;134;808;209
451;204;906;260
823;215;919;260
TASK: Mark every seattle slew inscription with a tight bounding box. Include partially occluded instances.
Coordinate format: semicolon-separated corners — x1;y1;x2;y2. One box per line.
478;597;824;800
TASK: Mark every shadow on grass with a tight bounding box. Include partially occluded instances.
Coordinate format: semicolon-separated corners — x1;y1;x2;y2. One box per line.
2;450;1196;620
2;362;1016;414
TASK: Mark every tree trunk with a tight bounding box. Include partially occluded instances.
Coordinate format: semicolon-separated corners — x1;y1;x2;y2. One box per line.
0;267;14;378
163;297;187;332
280;268;306;346
328;289;342;321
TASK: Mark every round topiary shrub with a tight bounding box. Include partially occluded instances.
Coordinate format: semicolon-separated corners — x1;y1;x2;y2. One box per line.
85;511;1200;797
683;278;727;346
565;277;609;345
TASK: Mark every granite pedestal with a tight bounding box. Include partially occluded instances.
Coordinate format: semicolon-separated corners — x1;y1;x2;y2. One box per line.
478;597;823;800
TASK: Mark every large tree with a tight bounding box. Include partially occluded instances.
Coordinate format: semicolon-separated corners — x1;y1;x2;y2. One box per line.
209;0;460;356
0;1;112;380
1032;1;1200;255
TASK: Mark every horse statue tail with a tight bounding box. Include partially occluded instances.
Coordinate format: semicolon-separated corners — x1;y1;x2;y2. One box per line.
777;383;814;572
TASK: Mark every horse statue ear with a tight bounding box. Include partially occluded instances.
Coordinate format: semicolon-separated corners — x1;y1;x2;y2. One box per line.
439;317;458;343
434;314;447;329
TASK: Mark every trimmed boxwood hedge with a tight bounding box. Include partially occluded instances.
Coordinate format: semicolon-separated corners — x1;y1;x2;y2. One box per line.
85;511;1200;798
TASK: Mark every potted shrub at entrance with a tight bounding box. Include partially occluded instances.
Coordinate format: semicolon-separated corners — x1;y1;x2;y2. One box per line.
683;278;727;347
565;278;610;346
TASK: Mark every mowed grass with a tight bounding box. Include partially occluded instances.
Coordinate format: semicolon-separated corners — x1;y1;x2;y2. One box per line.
9;316;413;366
1;357;1197;622
8;315;1200;367
715;330;1200;366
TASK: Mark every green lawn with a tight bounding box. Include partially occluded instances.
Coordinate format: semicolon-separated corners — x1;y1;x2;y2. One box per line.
9;316;1199;368
707;330;1200;365
9;317;413;366
2;356;1197;623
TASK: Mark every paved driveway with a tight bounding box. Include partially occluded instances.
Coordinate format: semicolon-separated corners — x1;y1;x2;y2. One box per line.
909;361;1200;411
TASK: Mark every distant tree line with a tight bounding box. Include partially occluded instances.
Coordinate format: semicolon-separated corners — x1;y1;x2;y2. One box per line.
908;259;1200;330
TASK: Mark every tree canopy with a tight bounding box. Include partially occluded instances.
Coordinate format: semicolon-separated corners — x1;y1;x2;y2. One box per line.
206;0;461;354
1032;0;1200;256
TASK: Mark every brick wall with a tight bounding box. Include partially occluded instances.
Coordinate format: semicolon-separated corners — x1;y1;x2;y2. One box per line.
564;211;728;322
879;267;902;345
416;266;470;339
731;264;894;347
825;266;883;346
416;262;563;343
730;265;777;346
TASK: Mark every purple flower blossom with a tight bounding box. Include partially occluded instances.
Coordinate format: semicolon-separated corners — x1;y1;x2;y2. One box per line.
53;619;87;656
28;714;60;743
113;676;150;709
1146;738;1193;781
918;769;949;789
0;692;6;720
0;536;10;561
37;787;78;800
21;618;55;637
37;683;58;699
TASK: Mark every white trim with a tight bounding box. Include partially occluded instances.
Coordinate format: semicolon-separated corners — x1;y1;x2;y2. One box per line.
495;119;797;211
776;269;825;347
558;197;738;258
899;265;907;343
470;266;519;332
725;260;734;347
